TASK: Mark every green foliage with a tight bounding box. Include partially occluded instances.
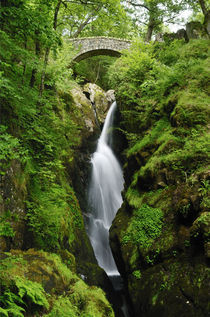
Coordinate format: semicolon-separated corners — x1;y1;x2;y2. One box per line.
74;55;117;90
198;180;210;209
109;39;210;187
0;210;16;237
0;2;85;253
26;179;83;251
122;204;163;250
45;297;79;317
0;290;25;317
0;276;49;317
0;250;114;317
123;0;189;41
127;118;170;157
68;280;114;317
132;270;141;279
15;277;49;309
46;41;75;93
0;221;15;238
0;125;26;173
126;188;144;208
109;40;155;103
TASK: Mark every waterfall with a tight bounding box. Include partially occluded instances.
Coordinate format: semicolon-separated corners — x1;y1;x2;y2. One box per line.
88;101;124;276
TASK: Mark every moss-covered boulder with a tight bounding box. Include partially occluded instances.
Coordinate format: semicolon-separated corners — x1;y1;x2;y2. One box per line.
0;249;115;317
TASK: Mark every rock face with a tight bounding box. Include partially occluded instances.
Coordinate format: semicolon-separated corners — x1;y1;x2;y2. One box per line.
109;40;210;317
0;83;115;313
110;127;210;316
0;160;26;251
83;83;115;126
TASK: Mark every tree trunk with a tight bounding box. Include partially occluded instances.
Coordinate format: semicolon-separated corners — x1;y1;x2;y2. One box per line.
73;14;94;38
145;17;155;42
73;5;102;38
198;0;210;37
30;34;41;88
39;47;50;96
22;37;27;84
199;0;208;15
39;0;62;96
53;0;62;30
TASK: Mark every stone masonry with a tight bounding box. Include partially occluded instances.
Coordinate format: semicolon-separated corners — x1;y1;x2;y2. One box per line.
70;37;131;62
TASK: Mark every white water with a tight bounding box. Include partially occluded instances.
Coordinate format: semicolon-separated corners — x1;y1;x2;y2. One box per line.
88;101;124;276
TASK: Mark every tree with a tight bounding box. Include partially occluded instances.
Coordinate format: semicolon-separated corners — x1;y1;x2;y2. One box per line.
123;0;187;41
186;0;210;35
57;0;130;38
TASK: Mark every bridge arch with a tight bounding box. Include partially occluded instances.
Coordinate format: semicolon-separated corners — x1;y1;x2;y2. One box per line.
70;37;131;62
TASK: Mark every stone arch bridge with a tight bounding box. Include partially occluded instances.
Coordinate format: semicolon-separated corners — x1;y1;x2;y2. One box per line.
70;37;131;62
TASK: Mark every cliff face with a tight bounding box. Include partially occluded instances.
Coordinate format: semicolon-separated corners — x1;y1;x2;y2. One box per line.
0;82;115;316
109;39;210;317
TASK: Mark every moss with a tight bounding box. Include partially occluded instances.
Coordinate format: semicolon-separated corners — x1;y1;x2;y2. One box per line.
127;258;210;317
0;249;114;317
170;90;210;127
109;39;210;316
125;187;144;208
69;280;114;317
191;212;210;241
25;172;87;254
132;270;141;279
45;296;79;317
122;204;164;251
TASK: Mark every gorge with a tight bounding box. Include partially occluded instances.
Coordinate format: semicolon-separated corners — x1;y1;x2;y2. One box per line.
0;1;210;315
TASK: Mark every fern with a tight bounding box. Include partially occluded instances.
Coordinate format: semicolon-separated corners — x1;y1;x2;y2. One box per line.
15;277;49;309
0;307;8;317
0;290;25;317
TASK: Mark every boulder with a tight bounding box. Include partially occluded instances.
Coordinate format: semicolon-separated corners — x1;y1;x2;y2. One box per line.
186;21;205;39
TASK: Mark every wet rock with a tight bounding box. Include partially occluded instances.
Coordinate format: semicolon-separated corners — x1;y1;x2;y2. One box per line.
83;83;113;125
106;89;116;104
70;84;96;133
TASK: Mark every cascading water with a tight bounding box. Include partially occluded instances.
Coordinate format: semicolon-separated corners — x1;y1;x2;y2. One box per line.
87;101;132;317
88;101;124;276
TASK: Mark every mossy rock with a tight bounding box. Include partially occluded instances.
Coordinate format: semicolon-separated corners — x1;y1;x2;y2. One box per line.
0;160;27;252
127;257;210;317
0;249;114;317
